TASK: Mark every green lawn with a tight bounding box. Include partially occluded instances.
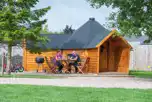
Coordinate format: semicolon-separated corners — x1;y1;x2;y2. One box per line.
0;74;60;79
129;70;152;78
0;85;151;102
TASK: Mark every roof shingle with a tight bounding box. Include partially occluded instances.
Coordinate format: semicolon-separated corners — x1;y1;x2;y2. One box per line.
61;18;110;49
26;18;111;50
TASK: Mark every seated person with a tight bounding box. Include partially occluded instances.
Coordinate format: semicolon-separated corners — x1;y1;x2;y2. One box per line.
68;51;81;73
55;50;64;73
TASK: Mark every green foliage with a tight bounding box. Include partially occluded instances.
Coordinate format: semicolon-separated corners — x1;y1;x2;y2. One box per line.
63;25;75;34
111;30;121;38
88;0;152;42
40;24;64;34
54;31;64;34
41;24;50;34
0;0;51;53
0;0;50;73
41;24;75;35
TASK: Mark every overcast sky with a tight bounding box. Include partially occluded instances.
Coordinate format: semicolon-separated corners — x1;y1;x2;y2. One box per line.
35;0;114;32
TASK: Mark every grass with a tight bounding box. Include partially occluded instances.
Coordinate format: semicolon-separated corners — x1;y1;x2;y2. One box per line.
129;70;152;78
0;85;151;102
0;74;60;79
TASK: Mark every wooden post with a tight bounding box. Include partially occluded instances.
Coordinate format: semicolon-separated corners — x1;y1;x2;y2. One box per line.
97;47;100;74
23;39;27;71
127;48;130;74
107;41;110;71
1;53;4;76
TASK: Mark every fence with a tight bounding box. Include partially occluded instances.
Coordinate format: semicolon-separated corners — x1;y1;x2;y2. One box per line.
129;45;152;71
0;46;23;71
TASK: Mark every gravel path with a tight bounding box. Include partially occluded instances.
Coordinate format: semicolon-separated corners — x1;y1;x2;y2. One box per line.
0;77;152;89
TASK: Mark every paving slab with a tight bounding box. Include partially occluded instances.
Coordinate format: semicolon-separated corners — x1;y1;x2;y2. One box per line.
0;77;152;89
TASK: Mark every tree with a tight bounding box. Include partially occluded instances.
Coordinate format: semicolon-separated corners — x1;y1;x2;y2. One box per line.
43;24;50;34
41;24;64;34
53;31;64;34
87;0;152;42
63;25;75;34
40;24;50;34
0;0;50;74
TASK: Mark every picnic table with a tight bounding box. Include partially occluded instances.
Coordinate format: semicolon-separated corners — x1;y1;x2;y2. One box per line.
58;57;90;74
58;58;76;73
45;56;90;74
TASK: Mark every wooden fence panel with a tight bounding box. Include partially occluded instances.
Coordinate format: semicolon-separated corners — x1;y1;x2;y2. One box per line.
130;45;152;71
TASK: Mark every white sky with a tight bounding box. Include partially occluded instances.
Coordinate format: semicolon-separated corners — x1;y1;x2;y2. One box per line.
35;0;114;32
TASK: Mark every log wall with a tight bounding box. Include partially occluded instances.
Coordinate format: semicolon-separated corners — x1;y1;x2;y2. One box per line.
23;48;99;73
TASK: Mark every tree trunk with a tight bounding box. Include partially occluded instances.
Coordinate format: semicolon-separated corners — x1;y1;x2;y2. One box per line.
1;53;4;76
6;44;12;75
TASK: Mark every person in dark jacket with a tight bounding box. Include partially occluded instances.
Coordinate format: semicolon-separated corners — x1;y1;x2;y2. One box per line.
68;51;81;73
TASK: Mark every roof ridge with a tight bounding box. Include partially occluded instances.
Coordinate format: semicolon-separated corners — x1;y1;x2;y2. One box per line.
83;20;92;48
84;20;110;48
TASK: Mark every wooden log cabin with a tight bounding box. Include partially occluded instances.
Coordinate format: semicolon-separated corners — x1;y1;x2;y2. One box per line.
23;18;132;74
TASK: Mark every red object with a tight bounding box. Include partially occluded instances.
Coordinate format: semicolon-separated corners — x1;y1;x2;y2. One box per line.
3;64;6;69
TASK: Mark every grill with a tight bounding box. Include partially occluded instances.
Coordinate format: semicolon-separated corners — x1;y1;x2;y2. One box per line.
35;57;44;64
